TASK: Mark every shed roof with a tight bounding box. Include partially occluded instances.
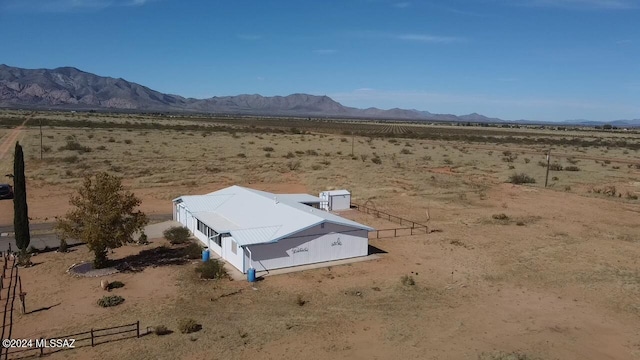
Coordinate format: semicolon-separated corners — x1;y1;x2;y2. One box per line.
322;189;350;196
174;185;372;246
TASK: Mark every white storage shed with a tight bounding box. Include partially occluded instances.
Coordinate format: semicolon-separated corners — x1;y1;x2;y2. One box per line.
319;190;351;211
173;186;373;273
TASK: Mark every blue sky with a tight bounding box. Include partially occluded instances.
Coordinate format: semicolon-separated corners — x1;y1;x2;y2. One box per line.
0;0;638;121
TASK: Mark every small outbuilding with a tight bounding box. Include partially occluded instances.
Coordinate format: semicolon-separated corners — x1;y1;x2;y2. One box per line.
319;190;351;211
173;186;373;273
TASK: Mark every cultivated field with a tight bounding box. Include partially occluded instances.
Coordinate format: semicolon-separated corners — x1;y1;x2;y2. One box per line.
0;110;639;360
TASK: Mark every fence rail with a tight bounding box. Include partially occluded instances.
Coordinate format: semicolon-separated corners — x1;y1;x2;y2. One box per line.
352;203;429;238
3;321;141;359
1;254;18;360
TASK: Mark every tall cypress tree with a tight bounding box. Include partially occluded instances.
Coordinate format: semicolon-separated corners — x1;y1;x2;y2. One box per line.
13;141;30;251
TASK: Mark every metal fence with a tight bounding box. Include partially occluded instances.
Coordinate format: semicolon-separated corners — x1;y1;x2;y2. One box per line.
352;203;429;239
3;321;142;359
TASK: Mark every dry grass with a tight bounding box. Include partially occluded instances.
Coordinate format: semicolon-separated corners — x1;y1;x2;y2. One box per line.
2;111;640;359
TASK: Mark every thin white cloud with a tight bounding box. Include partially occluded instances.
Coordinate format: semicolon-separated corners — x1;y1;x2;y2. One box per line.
313;49;338;55
397;33;464;43
516;0;637;9
393;2;411;8
350;30;466;44
2;0;152;11
236;34;263;41
616;39;633;44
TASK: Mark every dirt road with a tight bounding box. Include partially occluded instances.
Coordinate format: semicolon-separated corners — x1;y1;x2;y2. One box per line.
0;119;28;160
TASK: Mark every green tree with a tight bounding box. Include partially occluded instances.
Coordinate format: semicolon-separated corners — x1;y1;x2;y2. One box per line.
55;172;148;268
13;142;30;252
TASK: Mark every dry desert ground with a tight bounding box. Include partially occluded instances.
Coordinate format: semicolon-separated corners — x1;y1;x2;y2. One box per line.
0;111;639;360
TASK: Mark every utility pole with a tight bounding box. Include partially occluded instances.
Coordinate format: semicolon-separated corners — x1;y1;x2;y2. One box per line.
351;133;354;157
39;119;43;160
544;149;551;187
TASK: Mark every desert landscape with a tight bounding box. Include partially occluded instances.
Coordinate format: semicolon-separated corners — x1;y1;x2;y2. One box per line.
0;110;639;360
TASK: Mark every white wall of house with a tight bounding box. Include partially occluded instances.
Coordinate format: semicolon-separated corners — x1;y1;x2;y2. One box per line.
243;222;368;273
222;236;244;272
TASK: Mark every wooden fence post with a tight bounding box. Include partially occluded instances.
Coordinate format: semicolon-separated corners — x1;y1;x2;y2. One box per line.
136;321;140;338
90;329;94;347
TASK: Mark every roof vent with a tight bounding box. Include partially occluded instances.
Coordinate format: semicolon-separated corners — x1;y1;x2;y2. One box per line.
274;196;278;204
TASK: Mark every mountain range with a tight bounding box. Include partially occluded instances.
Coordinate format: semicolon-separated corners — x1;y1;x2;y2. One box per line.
1;64;638;126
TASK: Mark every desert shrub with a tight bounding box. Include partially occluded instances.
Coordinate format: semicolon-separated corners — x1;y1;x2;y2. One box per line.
320;159;331;166
443;159;453;165
592;185;617;196
59;140;92;153
341;138;348;142
478;351;539;360
492;213;509;221
237;153;246;158
124;139;133;144
294;150;304;155
604;159;611;164
537;161;547;167
262;146;274;152
508;173;536;184
163;226;191;245
287;160;301;170
264;153;271;158
96;145;106;150
523;158;530;164
178;318;201;334
401;275;415;286
196;259;228;280
311;164;322;170
306;149;319;156
154;325;171;336
62;155;79;163
549;163;563;171
564;165;580;171
371;157;382;164
360;154;369;162
626;192;638;200
422;155;432;161
58;238;68;253
42;145;52;153
388;139;398;143
108;281;125;290
184;242;203;259
97;295;125;307
400;148;412;155
284;151;295;158
137;232;149;245
108;137;116;143
567;157;579;164
296;294;306;306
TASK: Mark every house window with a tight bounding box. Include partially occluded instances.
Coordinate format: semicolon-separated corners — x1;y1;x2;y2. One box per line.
231;240;237;255
321;223;325;229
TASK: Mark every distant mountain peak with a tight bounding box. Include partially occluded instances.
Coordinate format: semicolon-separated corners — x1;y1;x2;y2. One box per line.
4;64;635;126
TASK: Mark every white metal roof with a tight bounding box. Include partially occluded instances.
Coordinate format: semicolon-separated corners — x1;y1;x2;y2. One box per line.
322;189;351;196
174;185;372;247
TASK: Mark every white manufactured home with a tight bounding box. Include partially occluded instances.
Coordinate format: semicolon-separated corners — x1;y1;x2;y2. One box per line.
172;186;373;273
